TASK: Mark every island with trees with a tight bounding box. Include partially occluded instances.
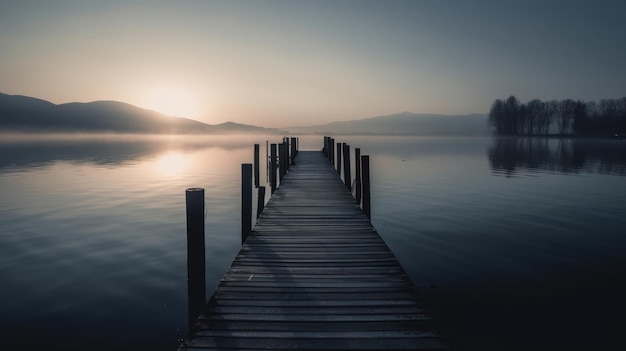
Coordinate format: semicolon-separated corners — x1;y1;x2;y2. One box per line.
488;96;626;137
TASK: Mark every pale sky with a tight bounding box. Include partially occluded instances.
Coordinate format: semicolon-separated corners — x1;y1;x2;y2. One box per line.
1;0;625;127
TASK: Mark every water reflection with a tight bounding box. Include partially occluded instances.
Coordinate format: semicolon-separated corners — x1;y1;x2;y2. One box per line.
0;134;276;171
488;137;626;176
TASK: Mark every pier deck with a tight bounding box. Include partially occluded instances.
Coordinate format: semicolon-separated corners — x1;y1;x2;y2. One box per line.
178;150;447;350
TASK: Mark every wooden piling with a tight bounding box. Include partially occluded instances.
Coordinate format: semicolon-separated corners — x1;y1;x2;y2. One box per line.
361;155;371;220
185;187;206;331
253;144;260;188
256;186;266;219
323;136;328;156
270;144;277;194
278;142;285;183
241;164;252;245
283;139;290;172
343;143;351;190
336;142;342;174
330;138;335;164
355;148;361;204
291;137;297;165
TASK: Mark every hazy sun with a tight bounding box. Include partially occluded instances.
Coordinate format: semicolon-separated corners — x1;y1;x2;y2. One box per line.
147;87;198;118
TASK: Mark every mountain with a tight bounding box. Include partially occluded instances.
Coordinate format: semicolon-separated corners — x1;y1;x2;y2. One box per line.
0;93;283;134
285;111;490;136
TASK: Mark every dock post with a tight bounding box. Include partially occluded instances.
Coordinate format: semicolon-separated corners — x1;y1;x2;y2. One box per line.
343;143;351;190
326;136;330;159
355;148;361;204
330;138;335;164
185;187;206;331
278;142;285;183
361;155;371;220
242;164;252;245
291;137;297;165
336;142;342;174
253;144;260;188
257;186;266;219
284;139;290;171
270;144;277;194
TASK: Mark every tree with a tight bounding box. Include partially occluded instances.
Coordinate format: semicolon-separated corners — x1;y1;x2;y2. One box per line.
571;100;589;135
542;100;558;135
503;95;521;135
557;99;576;134
488;99;506;135
525;99;544;134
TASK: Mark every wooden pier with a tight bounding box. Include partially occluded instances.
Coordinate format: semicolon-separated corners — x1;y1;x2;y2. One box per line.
178;140;448;350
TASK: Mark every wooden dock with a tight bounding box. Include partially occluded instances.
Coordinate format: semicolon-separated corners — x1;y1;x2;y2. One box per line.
178;147;448;350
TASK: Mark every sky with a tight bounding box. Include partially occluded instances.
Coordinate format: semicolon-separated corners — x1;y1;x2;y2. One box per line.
1;0;625;127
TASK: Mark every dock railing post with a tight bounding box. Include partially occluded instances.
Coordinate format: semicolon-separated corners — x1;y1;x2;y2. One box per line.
284;139;290;172
257;186;266;219
270;144;277;194
253;144;260;188
278;141;285;183
361;155;371;220
185;187;206;331
343;143;351;190
291;137;297;165
336;142;342;174
330;138;335;164
355;148;361;204
242;164;252;244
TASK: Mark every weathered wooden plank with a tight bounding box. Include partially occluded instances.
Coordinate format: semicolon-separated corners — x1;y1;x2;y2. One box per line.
196;319;434;332
204;305;426;315
182;336;447;350
211;291;419;301
206;299;420;307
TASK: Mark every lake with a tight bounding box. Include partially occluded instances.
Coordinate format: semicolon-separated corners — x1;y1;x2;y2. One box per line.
1;134;625;350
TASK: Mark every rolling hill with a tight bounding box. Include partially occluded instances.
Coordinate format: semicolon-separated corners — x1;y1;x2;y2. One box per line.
0;93;282;134
285;111;490;136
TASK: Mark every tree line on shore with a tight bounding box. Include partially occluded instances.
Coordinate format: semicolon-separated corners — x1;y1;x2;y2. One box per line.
488;96;626;136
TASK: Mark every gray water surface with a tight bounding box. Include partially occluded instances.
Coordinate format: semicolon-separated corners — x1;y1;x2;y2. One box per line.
1;134;625;350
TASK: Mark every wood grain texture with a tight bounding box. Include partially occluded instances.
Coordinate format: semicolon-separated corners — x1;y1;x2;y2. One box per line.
178;150;448;350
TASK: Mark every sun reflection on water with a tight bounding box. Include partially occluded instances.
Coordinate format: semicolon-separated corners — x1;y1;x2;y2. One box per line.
154;152;189;177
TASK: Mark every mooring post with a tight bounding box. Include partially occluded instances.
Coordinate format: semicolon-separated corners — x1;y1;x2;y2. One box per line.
330;138;335;164
270;144;277;194
241;164;252;245
343;143;351;190
336;142;342;174
284;138;289;170
185;187;206;331
253;144;260;188
291;137;297;165
355;148;361;204
278;141;285;183
326;137;331;159
361;155;371;220
257;186;266;219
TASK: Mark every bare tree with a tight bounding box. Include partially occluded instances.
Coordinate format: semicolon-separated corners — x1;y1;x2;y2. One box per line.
557;99;576;134
525;99;544;134
488;99;506;135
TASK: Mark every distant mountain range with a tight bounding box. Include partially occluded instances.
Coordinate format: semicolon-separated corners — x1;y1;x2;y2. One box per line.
285;112;490;136
0;93;283;134
1;93;490;135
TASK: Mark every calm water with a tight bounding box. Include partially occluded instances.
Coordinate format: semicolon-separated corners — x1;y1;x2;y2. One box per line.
1;134;625;350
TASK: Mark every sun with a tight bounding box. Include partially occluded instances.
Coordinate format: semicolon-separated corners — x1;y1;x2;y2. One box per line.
146;87;198;118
